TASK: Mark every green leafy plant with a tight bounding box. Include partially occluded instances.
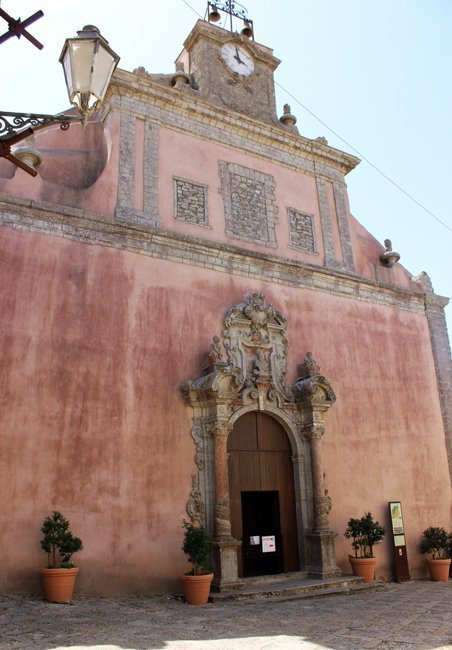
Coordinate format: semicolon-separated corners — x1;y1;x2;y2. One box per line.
344;512;386;558
181;520;211;575
420;527;451;560
40;511;83;568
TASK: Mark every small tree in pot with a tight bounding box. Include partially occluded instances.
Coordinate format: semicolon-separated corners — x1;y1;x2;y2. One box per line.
180;520;213;605
420;527;451;581
344;512;385;582
40;511;83;602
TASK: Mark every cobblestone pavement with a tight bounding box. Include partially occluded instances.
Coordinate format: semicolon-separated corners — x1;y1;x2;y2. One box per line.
0;581;450;650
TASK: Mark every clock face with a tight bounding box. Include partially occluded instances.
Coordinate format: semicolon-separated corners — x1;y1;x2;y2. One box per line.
220;43;255;76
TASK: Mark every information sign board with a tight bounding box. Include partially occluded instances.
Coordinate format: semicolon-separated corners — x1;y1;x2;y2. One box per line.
388;501;411;582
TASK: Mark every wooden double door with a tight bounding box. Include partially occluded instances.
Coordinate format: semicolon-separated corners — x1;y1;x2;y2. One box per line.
228;412;299;577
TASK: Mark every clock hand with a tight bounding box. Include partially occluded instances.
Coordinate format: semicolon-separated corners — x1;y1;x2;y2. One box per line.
234;46;245;64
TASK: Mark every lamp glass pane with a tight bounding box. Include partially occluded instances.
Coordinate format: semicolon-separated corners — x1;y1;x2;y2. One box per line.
62;46;73;95
91;45;117;100
71;40;96;92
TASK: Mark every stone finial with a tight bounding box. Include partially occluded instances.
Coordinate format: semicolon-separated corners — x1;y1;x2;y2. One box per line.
315;136;328;145
171;62;191;88
279;103;298;128
298;352;321;379
133;66;150;76
412;271;434;293
380;239;400;267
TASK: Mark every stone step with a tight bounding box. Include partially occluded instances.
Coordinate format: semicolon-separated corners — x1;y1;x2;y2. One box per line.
209;574;385;603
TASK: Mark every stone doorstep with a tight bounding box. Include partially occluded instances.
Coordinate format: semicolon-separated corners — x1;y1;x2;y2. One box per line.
208;573;385;603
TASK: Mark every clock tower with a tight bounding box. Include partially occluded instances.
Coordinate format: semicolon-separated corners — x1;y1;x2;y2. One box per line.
176;19;281;124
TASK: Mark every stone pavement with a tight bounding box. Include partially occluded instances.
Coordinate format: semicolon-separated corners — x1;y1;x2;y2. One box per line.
0;580;450;650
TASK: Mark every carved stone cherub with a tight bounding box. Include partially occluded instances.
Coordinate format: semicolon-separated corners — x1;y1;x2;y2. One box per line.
207;335;224;365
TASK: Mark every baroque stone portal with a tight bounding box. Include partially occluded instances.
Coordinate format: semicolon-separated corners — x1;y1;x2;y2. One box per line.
182;292;340;590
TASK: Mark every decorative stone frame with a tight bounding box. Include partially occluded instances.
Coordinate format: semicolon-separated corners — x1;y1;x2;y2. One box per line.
218;162;279;248
173;176;209;227
182;292;340;591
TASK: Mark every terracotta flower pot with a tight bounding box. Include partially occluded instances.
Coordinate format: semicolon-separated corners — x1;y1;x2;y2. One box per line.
180;573;213;605
349;556;377;583
426;558;451;582
41;567;79;602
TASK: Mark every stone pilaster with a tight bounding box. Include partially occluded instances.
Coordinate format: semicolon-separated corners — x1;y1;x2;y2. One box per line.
115;115;160;227
316;176;336;268
425;293;452;478
333;182;356;273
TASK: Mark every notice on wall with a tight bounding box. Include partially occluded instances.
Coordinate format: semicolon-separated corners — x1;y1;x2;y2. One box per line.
250;536;260;546
262;535;276;553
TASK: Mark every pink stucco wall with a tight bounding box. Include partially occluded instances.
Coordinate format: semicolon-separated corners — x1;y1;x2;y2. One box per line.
157;126;325;265
0;225;449;594
0;115;120;218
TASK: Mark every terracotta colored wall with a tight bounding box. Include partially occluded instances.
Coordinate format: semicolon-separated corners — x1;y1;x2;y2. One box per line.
0;226;449;594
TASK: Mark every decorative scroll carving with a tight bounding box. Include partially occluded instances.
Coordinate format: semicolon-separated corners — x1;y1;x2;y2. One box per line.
190;425;205;470
186;474;205;523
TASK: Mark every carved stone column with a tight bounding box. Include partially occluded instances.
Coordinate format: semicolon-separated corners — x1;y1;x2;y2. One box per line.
307;419;330;532
302;416;340;578
211;421;242;591
213;422;233;540
295;353;341;579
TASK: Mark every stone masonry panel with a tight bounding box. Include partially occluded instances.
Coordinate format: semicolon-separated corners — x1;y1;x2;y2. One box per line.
174;177;208;226
219;161;278;248
288;209;316;253
230;173;268;242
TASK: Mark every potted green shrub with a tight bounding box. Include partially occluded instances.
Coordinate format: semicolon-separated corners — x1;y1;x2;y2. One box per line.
344;512;386;582
420;527;451;581
180;520;213;605
40;511;83;602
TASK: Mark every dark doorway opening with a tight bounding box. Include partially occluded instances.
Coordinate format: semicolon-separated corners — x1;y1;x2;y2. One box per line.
241;490;283;577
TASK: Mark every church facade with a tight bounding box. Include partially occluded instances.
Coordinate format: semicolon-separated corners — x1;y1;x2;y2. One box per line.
0;19;450;595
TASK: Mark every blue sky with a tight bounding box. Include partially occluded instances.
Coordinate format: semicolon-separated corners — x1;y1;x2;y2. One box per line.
2;0;451;331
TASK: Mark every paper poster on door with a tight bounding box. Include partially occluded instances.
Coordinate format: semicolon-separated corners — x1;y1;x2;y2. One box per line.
262;535;276;553
250;536;260;546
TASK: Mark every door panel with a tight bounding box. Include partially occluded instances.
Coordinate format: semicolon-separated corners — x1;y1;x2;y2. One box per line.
228;413;299;576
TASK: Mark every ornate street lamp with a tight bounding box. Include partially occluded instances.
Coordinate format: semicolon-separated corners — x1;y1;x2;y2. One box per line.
0;24;120;176
59;25;120;125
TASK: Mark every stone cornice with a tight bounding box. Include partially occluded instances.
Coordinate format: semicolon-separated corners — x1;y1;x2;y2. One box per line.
101;69;360;178
425;293;450;309
1;194;441;316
